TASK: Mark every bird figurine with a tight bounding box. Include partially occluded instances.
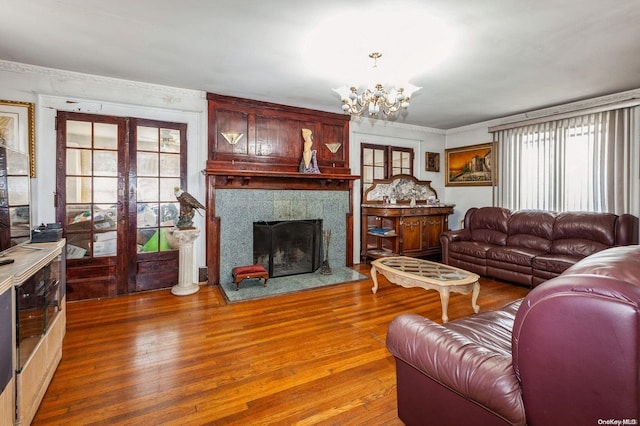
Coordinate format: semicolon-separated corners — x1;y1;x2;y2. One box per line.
174;187;205;229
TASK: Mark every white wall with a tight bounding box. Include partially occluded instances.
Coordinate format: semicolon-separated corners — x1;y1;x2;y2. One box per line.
0;61;209;274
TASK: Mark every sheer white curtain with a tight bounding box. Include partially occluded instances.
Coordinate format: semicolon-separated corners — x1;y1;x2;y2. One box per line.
493;107;637;215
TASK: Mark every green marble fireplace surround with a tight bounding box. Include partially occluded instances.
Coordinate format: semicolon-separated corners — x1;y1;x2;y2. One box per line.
216;189;349;285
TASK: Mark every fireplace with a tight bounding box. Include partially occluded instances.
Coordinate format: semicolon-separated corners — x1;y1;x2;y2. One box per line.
253;219;323;278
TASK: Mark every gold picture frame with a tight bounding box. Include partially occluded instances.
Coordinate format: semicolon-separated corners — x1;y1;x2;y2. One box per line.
425;152;440;172
0;99;35;177
445;142;495;186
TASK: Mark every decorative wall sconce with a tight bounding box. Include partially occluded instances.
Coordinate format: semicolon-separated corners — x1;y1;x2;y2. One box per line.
221;132;244;145
324;142;342;153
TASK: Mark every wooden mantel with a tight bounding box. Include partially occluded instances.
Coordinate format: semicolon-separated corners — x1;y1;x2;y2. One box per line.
204;164;359;191
205;94;359;285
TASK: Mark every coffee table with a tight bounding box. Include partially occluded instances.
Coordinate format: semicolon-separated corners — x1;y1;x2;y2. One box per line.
371;256;480;323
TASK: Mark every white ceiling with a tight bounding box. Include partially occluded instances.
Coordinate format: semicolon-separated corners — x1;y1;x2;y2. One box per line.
2;0;639;129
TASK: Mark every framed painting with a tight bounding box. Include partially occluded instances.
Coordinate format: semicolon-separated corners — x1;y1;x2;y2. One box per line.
0;100;35;177
425;152;440;172
445;142;496;186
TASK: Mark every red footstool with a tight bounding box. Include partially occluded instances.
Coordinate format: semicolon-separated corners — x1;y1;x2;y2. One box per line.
232;265;269;290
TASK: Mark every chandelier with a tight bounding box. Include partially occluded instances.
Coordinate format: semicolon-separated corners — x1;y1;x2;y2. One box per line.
333;52;421;118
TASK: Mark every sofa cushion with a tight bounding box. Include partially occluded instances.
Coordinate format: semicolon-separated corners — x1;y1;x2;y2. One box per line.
469;207;510;246
449;241;497;259
506;210;555;252
550;212;617;256
531;253;579;275
487;246;546;267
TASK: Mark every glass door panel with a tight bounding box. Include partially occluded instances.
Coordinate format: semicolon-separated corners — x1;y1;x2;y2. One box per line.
135;125;182;254
362;145;387;195
391;149;412;176
64;120;119;259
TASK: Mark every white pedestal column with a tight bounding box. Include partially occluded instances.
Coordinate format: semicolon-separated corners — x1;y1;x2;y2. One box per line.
170;228;201;296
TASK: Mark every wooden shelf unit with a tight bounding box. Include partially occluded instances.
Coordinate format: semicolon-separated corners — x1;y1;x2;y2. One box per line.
362;205;454;261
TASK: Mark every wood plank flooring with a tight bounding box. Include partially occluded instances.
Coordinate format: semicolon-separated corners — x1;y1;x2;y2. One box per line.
33;264;529;425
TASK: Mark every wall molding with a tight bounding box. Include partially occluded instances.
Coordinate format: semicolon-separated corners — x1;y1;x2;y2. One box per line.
0;59;204;100
447;88;640;135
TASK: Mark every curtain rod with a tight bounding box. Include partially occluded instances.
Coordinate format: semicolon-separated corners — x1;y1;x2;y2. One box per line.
489;98;640;133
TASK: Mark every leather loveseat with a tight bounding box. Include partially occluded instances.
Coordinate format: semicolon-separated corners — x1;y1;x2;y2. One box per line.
440;207;638;287
386;244;640;426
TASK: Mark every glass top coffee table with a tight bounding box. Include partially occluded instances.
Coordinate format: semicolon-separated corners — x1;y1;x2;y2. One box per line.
371;256;480;323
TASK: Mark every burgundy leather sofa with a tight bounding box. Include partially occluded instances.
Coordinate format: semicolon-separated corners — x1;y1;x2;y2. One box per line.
440;207;638;287
386;244;640;425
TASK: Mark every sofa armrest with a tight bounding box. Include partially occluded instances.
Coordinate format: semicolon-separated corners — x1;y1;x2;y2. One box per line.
512;273;640;425
441;228;471;243
440;229;471;264
386;314;525;425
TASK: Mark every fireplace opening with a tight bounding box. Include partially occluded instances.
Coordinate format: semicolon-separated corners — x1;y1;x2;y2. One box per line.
253;219;323;278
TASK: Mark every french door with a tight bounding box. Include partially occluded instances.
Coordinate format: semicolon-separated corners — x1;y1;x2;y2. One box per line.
56;112;186;300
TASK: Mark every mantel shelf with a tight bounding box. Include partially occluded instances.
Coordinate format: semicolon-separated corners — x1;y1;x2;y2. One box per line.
204;168;359;181
204;167;359;190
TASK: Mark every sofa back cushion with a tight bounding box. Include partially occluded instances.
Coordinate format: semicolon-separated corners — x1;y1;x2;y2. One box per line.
506;210;555;251
550;211;617;256
562;245;640;287
468;207;510;245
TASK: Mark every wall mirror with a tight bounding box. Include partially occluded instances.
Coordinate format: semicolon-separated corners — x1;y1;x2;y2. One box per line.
0;100;35;250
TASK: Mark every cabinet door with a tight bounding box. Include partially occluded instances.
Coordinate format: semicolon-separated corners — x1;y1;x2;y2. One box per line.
401;217;422;253
422;216;445;250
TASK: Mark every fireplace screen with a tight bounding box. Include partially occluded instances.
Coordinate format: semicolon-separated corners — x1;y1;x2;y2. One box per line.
253;219;322;278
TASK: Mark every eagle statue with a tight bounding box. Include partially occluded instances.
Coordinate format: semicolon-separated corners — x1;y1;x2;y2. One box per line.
174;187;205;229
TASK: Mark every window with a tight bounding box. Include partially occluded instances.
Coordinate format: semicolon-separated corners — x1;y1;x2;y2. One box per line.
361;144;413;195
493;108;634;214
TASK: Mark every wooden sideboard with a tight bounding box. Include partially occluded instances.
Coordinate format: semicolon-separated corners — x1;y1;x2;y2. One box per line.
361;175;454;261
361;205;454;260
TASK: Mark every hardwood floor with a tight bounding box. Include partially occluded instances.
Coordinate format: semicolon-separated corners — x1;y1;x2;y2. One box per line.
33;264;529;425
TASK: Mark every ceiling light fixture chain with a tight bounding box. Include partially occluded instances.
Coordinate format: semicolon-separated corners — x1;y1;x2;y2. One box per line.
333;51;421;119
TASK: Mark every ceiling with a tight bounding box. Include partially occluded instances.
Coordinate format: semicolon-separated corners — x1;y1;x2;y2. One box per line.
1;0;639;129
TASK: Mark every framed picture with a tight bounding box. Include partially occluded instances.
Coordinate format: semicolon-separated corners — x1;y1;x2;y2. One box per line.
445;142;496;186
425;152;440;172
0;100;35;177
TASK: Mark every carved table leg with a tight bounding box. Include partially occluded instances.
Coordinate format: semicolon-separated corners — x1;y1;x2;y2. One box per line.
371;265;380;294
439;287;451;323
471;281;480;313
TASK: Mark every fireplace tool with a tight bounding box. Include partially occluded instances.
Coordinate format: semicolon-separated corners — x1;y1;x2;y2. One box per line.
320;229;332;275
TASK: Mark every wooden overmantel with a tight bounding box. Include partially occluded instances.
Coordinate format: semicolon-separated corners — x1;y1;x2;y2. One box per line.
204;93;359;285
